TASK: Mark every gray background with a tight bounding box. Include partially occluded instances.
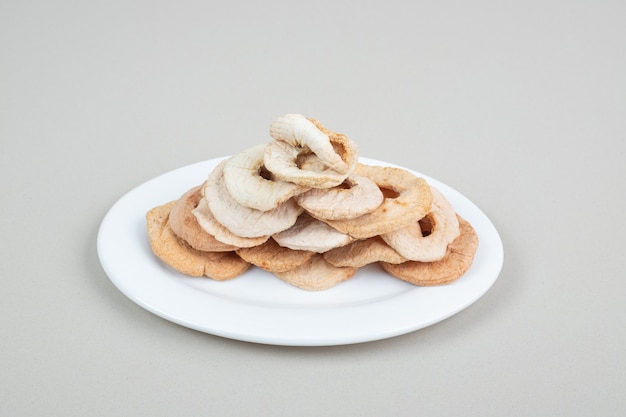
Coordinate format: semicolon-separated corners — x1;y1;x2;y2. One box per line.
2;0;625;416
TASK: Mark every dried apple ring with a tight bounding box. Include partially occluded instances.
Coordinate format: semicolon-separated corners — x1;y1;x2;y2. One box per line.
381;186;460;262
222;144;309;211
268;113;357;174
379;216;478;286
192;198;269;248
323;236;407;268
321;164;433;239
169;185;238;252
264;140;350;188
295;174;383;220
272;254;358;291
146;201;251;280
202;161;303;238
272;213;354;253
263;115;358;188
236;238;315;273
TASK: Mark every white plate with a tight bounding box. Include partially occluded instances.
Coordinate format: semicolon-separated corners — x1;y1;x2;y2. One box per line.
97;157;503;346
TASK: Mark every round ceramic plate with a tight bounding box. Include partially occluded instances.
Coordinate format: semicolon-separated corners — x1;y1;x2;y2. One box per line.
97;157;503;346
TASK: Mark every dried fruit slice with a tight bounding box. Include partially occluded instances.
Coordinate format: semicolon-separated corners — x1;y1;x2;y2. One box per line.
146;201;250;280
323;236;407;268
272;254;357;291
222;144;309;211
379;216;478;286
192;198;269;248
202;161;302;238
295;174;383;220
169;185;238;252
236;238;315;272
268;114;356;174
381;186;460;262
272;213;353;253
263;115;358;188
321;164;433;239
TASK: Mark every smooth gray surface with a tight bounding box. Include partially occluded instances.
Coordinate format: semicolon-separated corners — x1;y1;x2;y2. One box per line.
2;1;624;416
